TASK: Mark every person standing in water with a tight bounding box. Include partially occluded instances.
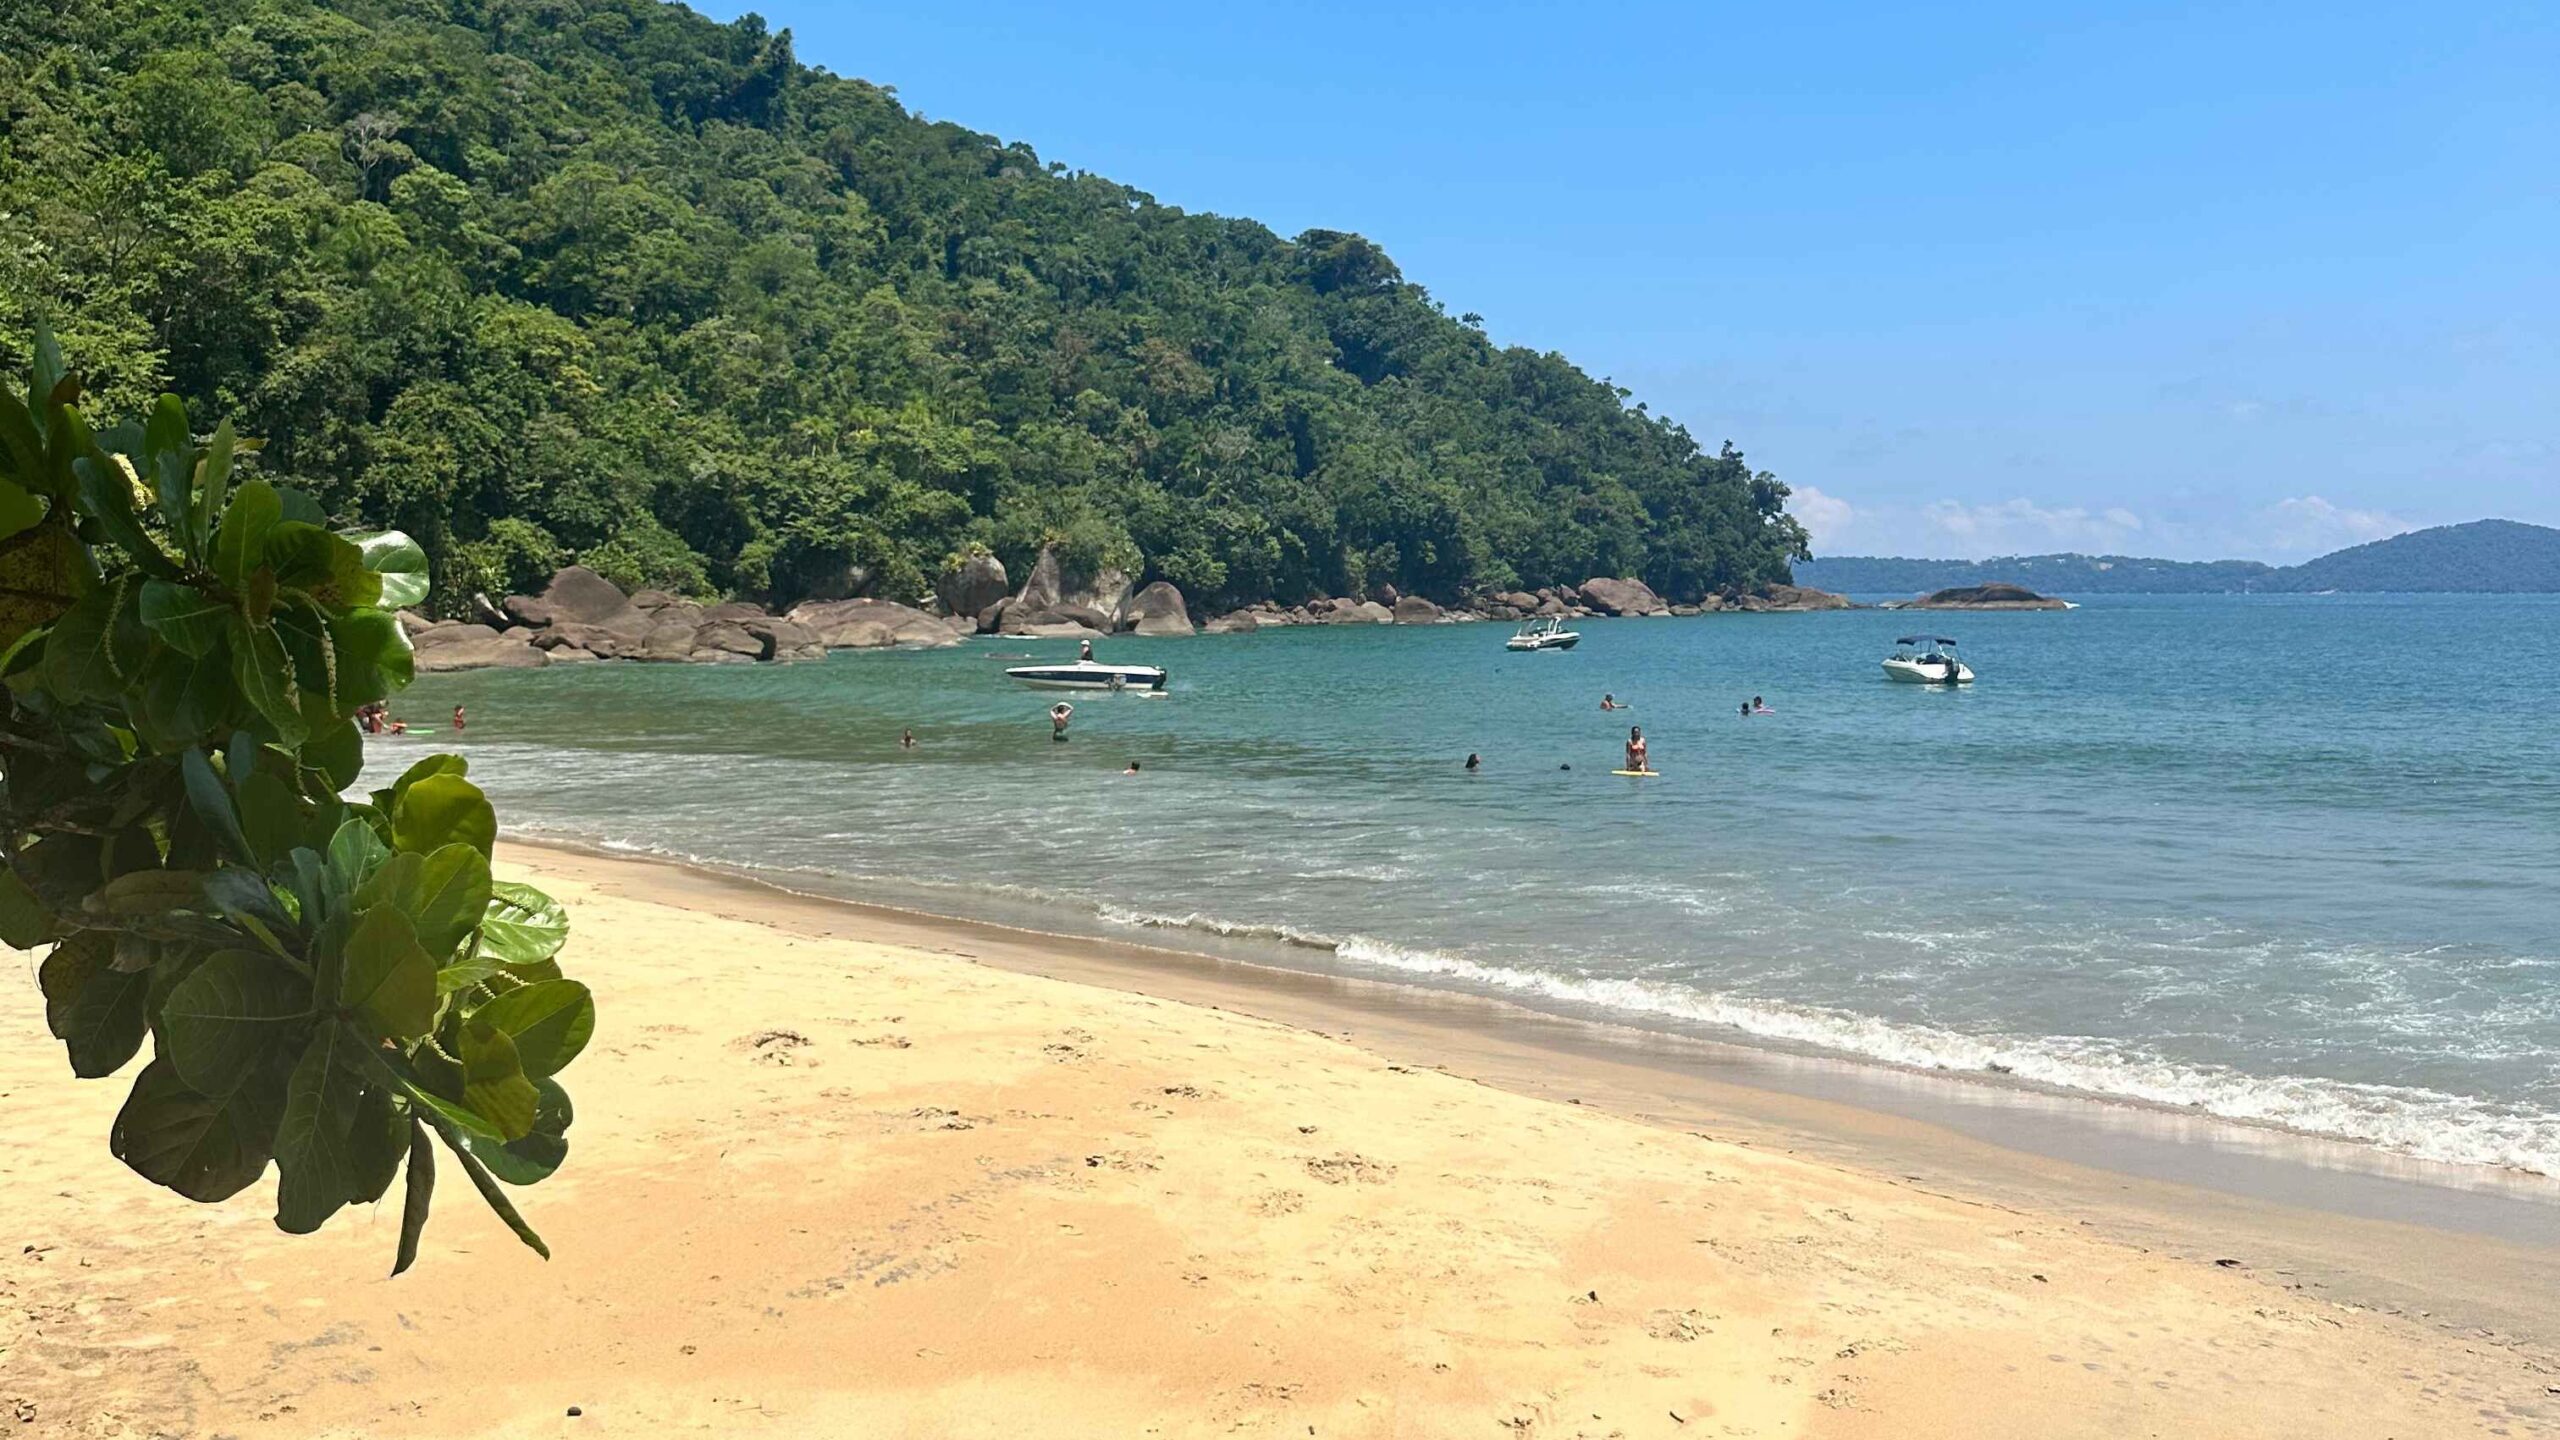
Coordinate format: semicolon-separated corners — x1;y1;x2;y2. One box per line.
1624;725;1648;773
1050;702;1073;740
1465;752;1481;772
452;704;467;733
901;728;917;749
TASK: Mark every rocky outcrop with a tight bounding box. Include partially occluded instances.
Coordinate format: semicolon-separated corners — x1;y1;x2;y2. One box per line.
786;598;964;649
410;621;548;672
1203;609;1261;635
936;551;1009;620
1001;545;1131;634
503;566;631;629
1322;598;1394;624
1577;576;1668;616
1116;581;1195;636
1695;583;1855;613
471;567;837;664
1906;583;2069;611
1391;595;1444;625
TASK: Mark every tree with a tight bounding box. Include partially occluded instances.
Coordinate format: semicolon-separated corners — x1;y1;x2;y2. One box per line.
0;329;587;1273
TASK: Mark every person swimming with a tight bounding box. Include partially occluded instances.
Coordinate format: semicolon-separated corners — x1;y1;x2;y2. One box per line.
1624;725;1648;772
1122;759;1142;775
1600;693;1622;710
1465;752;1481;772
1752;695;1770;714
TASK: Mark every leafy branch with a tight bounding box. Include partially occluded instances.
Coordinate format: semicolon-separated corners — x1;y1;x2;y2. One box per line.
0;327;588;1272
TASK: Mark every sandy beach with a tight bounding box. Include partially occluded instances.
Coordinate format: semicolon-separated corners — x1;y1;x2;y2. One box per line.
7;844;2557;1438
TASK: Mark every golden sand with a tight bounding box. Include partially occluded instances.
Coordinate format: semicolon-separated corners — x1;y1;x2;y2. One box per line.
4;847;2553;1437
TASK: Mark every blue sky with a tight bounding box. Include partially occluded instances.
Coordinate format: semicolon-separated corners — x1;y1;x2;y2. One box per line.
702;1;2555;560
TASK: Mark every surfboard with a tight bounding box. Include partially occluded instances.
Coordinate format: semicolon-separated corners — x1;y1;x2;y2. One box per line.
1612;769;1659;777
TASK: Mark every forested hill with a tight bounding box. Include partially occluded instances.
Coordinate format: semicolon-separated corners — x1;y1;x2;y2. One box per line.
1793;553;2278;595
0;0;1808;613
1796;520;2560;596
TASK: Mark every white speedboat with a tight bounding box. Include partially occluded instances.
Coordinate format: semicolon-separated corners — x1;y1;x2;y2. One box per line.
1505;615;1581;651
1003;658;1168;691
1882;635;1973;684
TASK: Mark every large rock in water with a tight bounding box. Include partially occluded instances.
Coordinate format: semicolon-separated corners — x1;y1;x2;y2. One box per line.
1323;599;1394;624
1577;576;1668;616
1115;581;1194;636
937;552;1009;621
503;566;631;628
1909;582;2070;610
787;598;962;649
1203;609;1260;635
1391;595;1443;624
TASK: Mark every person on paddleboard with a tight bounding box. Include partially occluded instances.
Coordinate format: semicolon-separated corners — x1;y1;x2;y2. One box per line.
1624;725;1648;773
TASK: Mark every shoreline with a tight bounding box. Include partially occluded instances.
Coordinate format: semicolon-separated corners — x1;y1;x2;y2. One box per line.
513;837;2560;1345
11;840;2558;1436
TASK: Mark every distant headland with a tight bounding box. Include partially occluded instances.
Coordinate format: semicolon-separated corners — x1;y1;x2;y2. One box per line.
1795;519;2560;595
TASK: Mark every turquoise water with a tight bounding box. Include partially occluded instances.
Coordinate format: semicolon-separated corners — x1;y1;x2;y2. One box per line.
373;595;2560;1173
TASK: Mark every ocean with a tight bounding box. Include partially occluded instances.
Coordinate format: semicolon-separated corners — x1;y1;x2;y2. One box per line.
371;593;2560;1176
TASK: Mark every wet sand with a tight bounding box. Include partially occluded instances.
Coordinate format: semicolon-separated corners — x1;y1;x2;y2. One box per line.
4;842;2556;1437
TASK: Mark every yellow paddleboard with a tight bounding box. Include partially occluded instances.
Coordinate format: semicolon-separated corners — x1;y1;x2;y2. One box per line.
1612;769;1658;777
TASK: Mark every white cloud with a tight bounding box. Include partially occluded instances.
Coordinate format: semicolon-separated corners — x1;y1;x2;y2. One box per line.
1788;485;1856;547
1796;489;2417;562
2260;495;2409;554
1916;498;2151;556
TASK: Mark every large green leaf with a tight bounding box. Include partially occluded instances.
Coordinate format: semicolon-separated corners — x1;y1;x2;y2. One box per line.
337;904;435;1039
458;1020;538;1140
347;1083;407;1205
56;956;150;1077
111;1056;283;1203
37;930;109;1034
272;1024;365;1233
228;615;307;746
393;1121;434;1276
471;1077;573;1186
235;769;309;869
142;394;192;550
0;478;40;544
466;980;593;1080
158;949;311;1097
326;817;391;901
71;454;177;578
392;773;495;857
40;582;123;702
329;606;413;703
180;748;254;865
476;880;568;967
194;420;239;554
305;717;365;792
359;844;490;961
139;579;230;657
430;1120;550;1261
349;530;430;610
0;867;55;948
266;523;381;609
211;477;279;591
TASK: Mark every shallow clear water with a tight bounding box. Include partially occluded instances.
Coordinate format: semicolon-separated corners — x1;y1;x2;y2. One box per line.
373;595;2560;1173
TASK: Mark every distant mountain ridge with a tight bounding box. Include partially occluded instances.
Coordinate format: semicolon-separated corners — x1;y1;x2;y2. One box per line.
1794;520;2560;595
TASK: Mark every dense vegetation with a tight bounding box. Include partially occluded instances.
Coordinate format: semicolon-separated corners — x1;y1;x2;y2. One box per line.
1799;521;2560;596
0;0;1809;615
2257;520;2560;594
0;329;585;1269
